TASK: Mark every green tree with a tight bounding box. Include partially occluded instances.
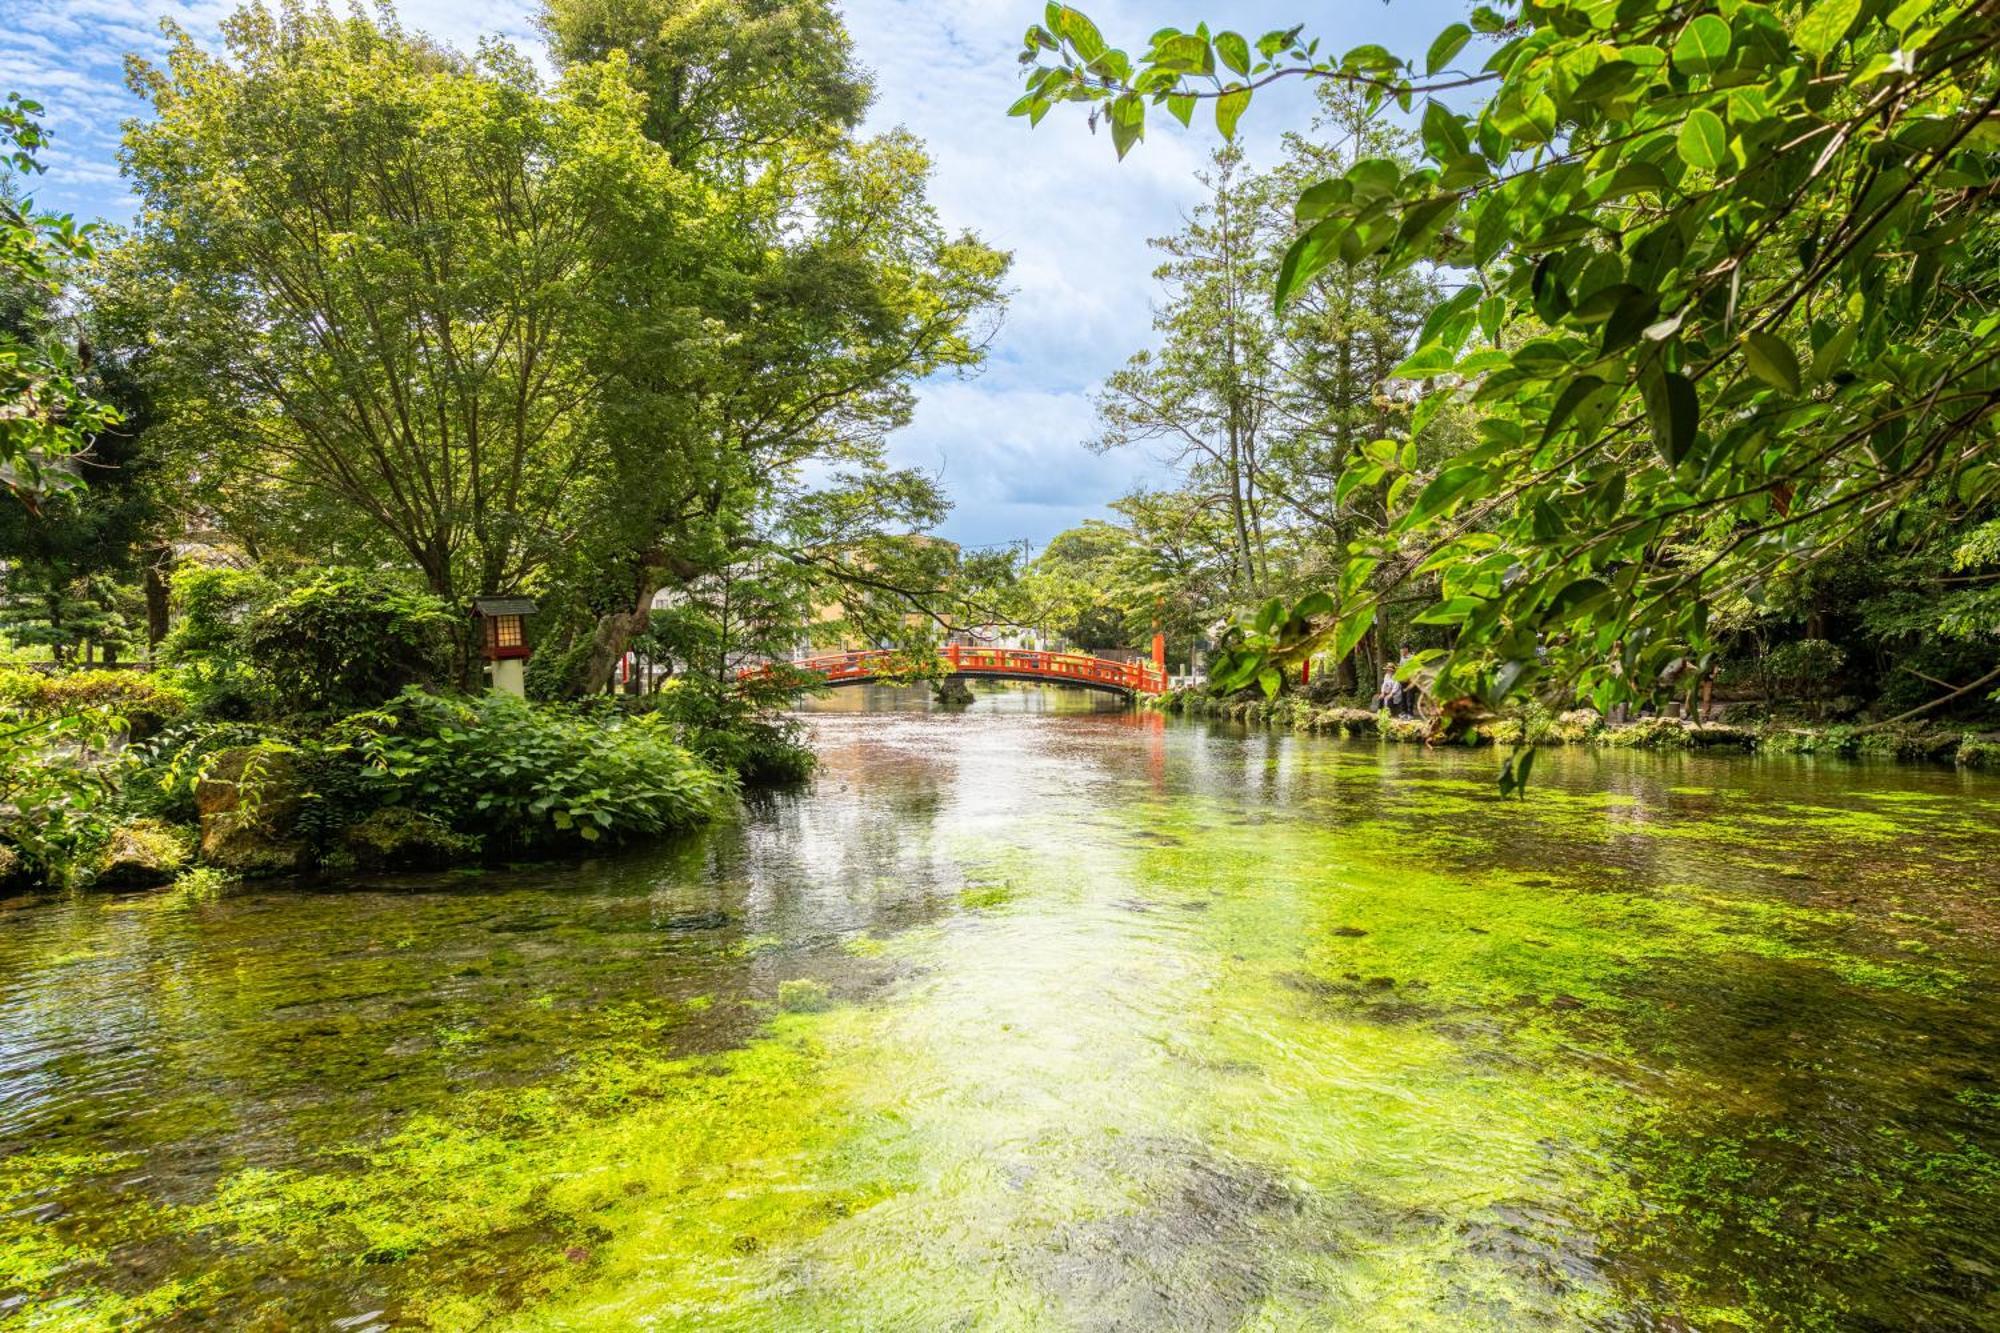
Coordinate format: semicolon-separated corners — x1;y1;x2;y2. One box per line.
1087;90;1470;694
122;7;678;624
539;0;871;166
0;94;118;496
532;0;1013;692
1027;490;1237;668
1015;1;2000;742
1095;146;1280;598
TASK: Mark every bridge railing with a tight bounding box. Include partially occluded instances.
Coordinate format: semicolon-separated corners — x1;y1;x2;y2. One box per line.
738;647;1166;694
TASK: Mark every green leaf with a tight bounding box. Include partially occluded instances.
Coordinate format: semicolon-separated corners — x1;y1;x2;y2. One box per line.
1421;99;1469;159
1295;177;1351;222
1408;464;1492;526
1335;460;1386;507
1166;93;1195;128
1215;85;1251;140
1292;590;1336;622
1214;30;1251;76
1810;323;1858;383
1543;374;1606;444
1793;0;1860;58
1677;109;1728;171
1346;157;1402;200
1052;5;1107;61
1391;343;1456;378
1152;32;1213;74
1642;368;1699;466
1331;607;1373;662
1743;331;1802;394
1257;25;1302;59
1545;578;1611;619
1257;666;1282;698
1671;15;1732;76
1273;217;1348;311
1426;23;1473;74
1109;93;1144;159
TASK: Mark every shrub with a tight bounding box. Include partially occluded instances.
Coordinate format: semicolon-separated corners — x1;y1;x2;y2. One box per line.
0;707;123;883
245;570;454;712
635;680;817;784
158;567;277;665
348;689;731;849
524;635;594;702
0;667;190;738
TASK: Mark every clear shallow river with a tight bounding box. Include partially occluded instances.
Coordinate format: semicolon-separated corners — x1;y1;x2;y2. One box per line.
3;686;1998;1330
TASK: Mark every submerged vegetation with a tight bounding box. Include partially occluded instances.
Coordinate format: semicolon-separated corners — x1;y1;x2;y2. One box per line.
2;710;1994;1327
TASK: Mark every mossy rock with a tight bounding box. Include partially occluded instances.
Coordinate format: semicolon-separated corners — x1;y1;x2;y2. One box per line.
1955;734;2000;770
0;842;37;895
1382;717;1428;744
94;818;192;890
1322;707;1380;736
343;807;482;872
777;978;833;1013
1600;716;1695;748
1553;709;1604;742
195;746;310;875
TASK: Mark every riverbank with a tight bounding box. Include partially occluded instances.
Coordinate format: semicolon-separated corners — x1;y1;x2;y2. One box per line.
1141;688;2000;770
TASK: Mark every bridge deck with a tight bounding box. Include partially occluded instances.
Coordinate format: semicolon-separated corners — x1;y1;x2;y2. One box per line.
744;646;1165;696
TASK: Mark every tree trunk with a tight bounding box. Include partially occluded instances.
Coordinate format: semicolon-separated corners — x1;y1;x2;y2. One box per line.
580;601;655;695
143;547;172;656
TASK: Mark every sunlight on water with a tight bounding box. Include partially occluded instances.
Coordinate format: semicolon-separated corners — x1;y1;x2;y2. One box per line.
3;685;1997;1328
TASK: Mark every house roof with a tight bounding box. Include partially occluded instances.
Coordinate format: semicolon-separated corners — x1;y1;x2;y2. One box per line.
472;596;537;617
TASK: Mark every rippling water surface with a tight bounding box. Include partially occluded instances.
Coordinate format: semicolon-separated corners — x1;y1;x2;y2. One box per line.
3;685;1998;1330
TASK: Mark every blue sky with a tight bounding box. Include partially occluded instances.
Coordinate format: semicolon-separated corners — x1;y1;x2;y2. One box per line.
1;0;1464;548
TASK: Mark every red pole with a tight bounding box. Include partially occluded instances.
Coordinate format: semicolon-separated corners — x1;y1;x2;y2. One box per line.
1152;631;1166;688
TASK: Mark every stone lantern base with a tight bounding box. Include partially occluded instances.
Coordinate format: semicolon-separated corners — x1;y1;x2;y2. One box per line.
491;658;526;698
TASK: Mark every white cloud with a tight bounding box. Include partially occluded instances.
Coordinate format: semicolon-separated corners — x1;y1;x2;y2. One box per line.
4;0;1465;548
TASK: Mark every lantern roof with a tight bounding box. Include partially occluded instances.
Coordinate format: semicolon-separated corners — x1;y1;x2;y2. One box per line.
472;596;537;617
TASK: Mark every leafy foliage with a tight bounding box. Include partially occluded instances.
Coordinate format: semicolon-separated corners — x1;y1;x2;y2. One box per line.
242;570;453;713
347;690;732;848
1016;0;2000;738
0;667;188;737
0;94;119;495
0;705;122;882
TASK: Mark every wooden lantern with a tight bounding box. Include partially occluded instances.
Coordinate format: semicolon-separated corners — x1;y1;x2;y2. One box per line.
472;596;536;696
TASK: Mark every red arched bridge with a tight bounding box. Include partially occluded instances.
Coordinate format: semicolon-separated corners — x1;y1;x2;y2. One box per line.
742;644;1167;698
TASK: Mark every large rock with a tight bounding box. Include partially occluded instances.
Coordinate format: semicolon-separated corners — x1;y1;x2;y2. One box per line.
0;842;36;895
94;818;191;890
195;747;309;875
1321;707;1381;735
342;806;479;872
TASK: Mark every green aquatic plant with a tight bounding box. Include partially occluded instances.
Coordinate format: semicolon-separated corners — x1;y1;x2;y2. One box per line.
777;979;834;1013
